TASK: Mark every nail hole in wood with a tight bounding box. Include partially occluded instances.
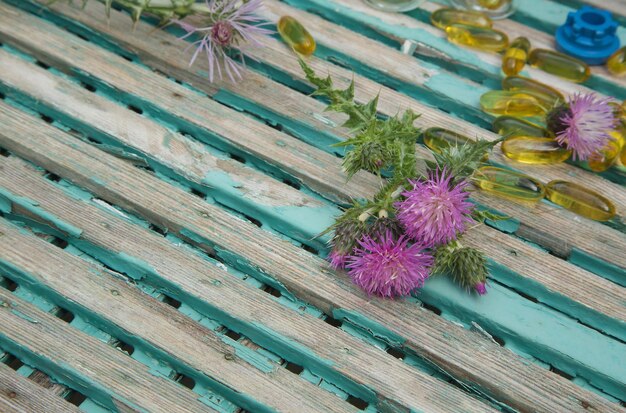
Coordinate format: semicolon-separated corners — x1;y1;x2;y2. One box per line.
229;153;246;164
127;104;143;115
113;340;135;356
189;187;205;199
54;307;75;323
148;224;167;237
173;373;196;390
4;278;18;292
491;334;505;347
242;214;262;228
3;354;24;371
0;147;8;157
323;315;343;328
285;362;304;375
45;172;61;182
0;91;5;100
35;60;50;70
421;302;442;315
223;328;242;341
550;365;574;380
40;114;54;124
301;244;319;255
262;285;282;298
50;237;69;249
65;390;87;406
161;294;181;309
282;178;301;190
80;82;97;93
346;395;368;410
386;347;405;360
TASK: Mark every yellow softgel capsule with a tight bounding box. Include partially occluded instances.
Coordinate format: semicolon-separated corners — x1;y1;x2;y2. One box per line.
502;75;564;108
621;145;626;166
528;49;590;83
492;116;549;137
277;16;316;56
501;136;571;164
423;127;475;152
545;180;616;221
607;46;626;76
480;91;545;117
478;0;506;9
475;166;545;202
587;138;620;172
446;24;508;52
501;37;530;76
430;8;492;29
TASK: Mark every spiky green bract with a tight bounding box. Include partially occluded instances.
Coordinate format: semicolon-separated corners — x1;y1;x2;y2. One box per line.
433;241;489;292
428;138;504;181
299;59;421;179
51;0;214;24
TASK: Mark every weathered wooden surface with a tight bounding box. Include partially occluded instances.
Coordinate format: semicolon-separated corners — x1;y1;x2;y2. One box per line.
0;0;624;411
0;364;80;413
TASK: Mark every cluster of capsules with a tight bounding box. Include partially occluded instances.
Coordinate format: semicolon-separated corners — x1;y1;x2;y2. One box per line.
428;8;622;221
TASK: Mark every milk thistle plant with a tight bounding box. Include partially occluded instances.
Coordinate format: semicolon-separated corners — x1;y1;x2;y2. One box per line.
55;0;272;82
300;60;503;298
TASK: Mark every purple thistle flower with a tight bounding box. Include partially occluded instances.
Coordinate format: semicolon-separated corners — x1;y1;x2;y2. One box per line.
395;169;473;248
173;0;273;83
554;93;617;161
327;249;349;270
346;231;433;298
474;282;487;295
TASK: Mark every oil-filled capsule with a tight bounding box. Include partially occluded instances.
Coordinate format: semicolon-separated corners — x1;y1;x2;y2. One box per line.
545;180;616;221
501;136;571;164
607;46;626;76
528;49;590;83
475;166;545;202
278;16;316;56
492;116;549;137
480;91;547;117
501;37;530;76
430;8;492;29
446;24;508;52
501;75;565;108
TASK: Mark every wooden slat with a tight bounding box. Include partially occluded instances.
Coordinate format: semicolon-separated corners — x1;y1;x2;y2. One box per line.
0;286;217;413
0;101;622;413
0;220;355;413
0;47;337;248
0;2;622;340
0;154;499;413
4;1;624;272
0;364;80;413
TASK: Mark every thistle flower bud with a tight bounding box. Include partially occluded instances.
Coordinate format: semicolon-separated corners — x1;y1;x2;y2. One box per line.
433;244;489;293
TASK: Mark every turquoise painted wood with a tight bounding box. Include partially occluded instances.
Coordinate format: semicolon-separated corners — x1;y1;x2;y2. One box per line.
0;0;624;412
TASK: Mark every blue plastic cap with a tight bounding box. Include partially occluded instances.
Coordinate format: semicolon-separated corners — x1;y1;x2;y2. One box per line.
555;6;620;65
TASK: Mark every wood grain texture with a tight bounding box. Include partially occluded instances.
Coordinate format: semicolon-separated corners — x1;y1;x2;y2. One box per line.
0;219;355;413
3;1;624;271
0;364;80;413
0;154;499;413
0;286;217;413
0;0;623;340
0;101;622;413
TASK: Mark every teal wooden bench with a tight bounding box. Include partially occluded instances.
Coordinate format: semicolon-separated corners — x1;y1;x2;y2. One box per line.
0;0;624;412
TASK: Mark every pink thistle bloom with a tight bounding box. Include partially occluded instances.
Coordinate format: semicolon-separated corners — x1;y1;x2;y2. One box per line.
173;0;273;83
474;282;487;295
346;231;433;298
554;93;617;161
395;169;473;248
327;249;349;270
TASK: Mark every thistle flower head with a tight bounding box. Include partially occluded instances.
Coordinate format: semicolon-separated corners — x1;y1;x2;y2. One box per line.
549;93;617;161
327;250;349;270
346;230;432;298
174;0;272;83
395;169;473;247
